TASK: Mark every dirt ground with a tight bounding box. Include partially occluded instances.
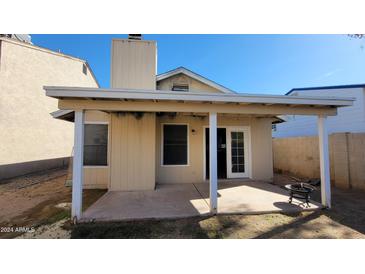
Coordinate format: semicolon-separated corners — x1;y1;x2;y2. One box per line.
1;169;365;239
0;168;105;239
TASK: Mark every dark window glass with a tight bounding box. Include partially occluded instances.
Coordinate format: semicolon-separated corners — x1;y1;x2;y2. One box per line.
163;125;188;165
82;63;87;75
83;124;108;166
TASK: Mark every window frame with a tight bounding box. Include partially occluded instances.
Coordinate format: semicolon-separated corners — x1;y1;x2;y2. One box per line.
83;121;109;168
161;123;190;167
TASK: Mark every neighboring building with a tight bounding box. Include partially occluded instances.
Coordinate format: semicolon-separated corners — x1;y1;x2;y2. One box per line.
45;37;353;220
0;34;32;44
0;36;99;180
273;85;364;138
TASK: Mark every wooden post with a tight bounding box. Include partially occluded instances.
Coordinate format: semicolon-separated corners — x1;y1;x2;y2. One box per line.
72;110;84;220
209;112;218;213
318;115;331;208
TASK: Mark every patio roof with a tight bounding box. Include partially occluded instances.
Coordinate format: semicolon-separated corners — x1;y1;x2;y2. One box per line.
45;86;354;119
45;86;354;107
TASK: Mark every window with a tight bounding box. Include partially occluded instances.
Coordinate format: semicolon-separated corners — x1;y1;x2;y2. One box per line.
172;84;189;92
163;124;188;165
231;132;245;173
83;124;108;166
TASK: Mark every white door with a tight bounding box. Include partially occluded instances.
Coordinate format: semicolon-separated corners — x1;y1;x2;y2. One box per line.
226;128;250;178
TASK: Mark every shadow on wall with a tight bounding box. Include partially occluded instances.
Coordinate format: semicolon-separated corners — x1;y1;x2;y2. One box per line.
0;157;70;181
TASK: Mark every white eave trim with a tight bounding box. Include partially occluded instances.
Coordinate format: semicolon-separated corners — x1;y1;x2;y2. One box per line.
51;109;73;118
44;86;354;107
156;67;235;94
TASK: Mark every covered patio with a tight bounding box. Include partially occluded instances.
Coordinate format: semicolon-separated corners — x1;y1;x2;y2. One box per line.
81;180;321;222
45;86;354;221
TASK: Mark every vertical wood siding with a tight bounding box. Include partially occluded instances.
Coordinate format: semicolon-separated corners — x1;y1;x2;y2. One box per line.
110;113;156;191
111;39;156;90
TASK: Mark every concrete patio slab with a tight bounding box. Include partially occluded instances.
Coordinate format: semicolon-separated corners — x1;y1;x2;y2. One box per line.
81;183;210;222
194;181;322;215
81;181;321;222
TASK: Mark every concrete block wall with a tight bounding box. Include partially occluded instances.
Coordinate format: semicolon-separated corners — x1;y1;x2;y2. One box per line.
273;133;365;191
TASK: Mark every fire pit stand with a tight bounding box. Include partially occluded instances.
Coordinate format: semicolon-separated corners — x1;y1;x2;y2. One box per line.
285;183;316;207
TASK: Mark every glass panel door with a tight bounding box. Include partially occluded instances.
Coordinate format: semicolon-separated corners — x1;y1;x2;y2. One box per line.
227;128;249;178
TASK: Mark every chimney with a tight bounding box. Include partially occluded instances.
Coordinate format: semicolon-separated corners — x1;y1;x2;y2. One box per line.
128;34;142;40
111;36;156;90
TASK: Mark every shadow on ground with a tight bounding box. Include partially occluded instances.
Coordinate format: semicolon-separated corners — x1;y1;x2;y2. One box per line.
273;173;365;236
71;209;364;239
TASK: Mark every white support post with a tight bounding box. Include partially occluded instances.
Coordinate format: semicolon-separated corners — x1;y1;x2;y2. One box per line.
318;115;331;208
209;112;218;213
72;110;84;220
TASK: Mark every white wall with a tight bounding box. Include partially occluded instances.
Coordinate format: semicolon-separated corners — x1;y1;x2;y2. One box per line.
273;88;365;138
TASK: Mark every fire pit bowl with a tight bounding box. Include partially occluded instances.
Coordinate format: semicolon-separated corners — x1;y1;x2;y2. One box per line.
285;183;316;207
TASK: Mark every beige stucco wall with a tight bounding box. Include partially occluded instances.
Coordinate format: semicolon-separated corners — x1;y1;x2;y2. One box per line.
157;73;222;93
0;38;98;168
109;112;156;191
156;114;274;184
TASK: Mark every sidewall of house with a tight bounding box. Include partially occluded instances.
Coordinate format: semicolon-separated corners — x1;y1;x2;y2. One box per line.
82;112;274;189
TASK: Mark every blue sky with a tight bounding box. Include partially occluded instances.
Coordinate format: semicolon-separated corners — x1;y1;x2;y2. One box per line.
32;34;365;94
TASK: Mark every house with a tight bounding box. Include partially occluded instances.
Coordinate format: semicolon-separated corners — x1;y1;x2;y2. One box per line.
0;36;99;180
273;85;365;138
45;36;353;221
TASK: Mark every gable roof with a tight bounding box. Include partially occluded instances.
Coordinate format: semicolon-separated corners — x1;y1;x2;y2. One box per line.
156;67;235;94
286;84;365;95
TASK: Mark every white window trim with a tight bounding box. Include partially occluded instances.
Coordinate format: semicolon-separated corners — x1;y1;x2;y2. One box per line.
202;125;252;181
161;123;190;167
83;121;110;168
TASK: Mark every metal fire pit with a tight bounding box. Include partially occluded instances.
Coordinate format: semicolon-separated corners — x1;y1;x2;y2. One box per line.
285;183;316;207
